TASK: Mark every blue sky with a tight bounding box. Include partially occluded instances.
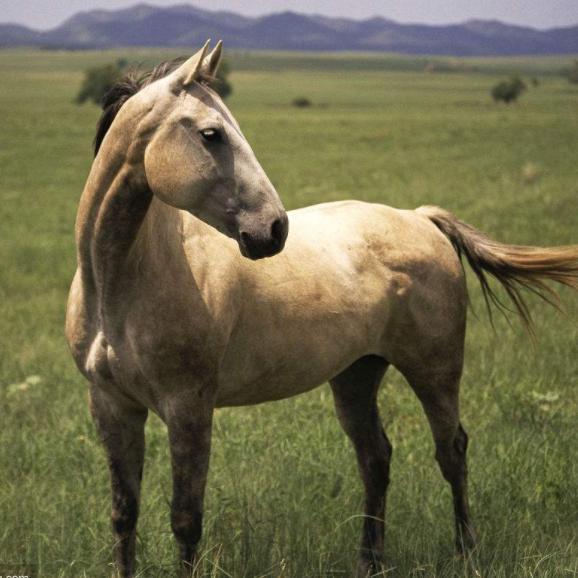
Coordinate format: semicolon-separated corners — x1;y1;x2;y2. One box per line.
2;0;578;30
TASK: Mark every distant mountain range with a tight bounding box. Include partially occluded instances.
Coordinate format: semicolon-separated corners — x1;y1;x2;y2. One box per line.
1;3;578;56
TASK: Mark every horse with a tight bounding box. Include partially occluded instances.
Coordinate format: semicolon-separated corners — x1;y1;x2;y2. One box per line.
65;42;578;577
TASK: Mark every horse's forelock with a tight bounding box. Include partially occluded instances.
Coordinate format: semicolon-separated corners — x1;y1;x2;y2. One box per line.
93;57;214;157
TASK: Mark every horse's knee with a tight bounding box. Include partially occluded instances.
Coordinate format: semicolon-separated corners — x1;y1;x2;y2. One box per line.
360;431;392;496
111;494;139;538
378;430;393;483
455;423;468;455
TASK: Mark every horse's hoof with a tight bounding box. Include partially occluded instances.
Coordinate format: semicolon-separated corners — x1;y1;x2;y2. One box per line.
456;524;477;554
356;556;384;577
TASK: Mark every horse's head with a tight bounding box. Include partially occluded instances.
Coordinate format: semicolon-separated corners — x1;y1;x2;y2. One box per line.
139;42;288;260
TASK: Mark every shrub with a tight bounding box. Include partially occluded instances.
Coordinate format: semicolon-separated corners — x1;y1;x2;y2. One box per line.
292;97;312;108
491;76;526;104
75;60;128;105
564;60;578;84
76;58;233;106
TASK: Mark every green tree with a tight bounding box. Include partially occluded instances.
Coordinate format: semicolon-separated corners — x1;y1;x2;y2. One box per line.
75;60;127;105
491;76;527;104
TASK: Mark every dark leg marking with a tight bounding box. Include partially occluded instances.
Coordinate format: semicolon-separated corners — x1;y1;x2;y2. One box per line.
165;397;214;577
330;355;391;577
404;370;476;553
90;386;148;578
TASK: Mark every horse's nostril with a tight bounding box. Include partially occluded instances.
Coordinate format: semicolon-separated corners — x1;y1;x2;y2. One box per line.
239;231;254;255
271;217;286;247
240;231;251;246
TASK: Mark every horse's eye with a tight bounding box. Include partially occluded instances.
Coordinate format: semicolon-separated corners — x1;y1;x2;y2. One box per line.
200;128;222;143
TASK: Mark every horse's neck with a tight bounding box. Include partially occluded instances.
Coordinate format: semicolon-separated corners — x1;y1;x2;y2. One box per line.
93;171;153;308
76;148;181;332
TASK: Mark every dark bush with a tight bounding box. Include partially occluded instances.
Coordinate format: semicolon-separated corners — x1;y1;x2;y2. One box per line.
564;60;578;84
292;97;312;108
75;60;128;105
76;57;233;106
491;76;527;104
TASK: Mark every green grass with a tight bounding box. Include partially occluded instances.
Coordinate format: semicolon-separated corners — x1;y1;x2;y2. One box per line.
0;49;577;577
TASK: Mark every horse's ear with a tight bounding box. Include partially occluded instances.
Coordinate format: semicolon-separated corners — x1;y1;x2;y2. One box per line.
170;40;211;90
202;40;223;78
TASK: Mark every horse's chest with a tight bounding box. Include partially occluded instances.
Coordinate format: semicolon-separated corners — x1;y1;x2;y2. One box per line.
81;297;224;411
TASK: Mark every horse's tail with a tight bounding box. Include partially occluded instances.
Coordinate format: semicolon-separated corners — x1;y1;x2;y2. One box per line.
416;205;578;332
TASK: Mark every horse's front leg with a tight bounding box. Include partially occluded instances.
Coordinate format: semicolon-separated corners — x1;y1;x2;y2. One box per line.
89;386;148;578
164;390;215;576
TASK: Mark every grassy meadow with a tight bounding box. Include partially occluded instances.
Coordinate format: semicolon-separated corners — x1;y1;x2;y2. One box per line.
0;48;577;577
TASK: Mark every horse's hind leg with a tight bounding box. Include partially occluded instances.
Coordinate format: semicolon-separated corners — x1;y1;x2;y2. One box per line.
90;386;148;578
330;354;391;576
402;365;476;553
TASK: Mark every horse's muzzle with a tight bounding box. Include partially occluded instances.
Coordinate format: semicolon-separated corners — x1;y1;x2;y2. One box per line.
238;213;289;260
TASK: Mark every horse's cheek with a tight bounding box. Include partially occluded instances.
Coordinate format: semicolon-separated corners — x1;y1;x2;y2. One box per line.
145;130;204;210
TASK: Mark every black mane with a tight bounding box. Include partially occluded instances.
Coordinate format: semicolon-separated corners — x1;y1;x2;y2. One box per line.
93;58;189;156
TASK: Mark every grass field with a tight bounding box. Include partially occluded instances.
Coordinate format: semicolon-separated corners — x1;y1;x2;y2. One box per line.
0;49;577;577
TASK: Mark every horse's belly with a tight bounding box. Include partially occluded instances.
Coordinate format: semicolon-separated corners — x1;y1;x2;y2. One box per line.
215;371;330;407
215;308;385;407
215;353;356;407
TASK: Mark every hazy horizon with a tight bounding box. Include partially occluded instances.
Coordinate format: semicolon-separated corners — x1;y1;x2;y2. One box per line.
2;0;578;31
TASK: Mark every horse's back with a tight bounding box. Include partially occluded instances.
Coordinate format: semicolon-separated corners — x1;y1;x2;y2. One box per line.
280;200;463;286
216;200;468;405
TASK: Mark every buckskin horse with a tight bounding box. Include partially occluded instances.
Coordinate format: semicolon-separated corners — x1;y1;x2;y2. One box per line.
65;42;578;577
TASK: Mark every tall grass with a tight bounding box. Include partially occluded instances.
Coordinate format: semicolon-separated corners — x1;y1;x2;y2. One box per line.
0;49;576;577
